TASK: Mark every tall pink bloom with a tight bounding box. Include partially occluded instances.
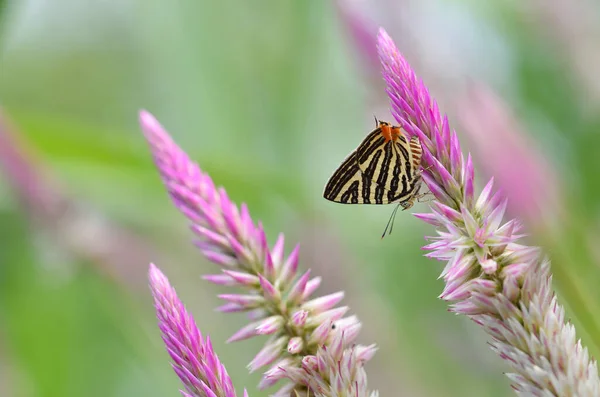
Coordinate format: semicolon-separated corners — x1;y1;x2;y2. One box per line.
149;263;243;397
140;111;377;397
377;28;599;395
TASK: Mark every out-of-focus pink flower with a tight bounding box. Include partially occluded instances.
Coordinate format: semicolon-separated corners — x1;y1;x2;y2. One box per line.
457;84;562;226
529;0;600;108
149;263;241;397
334;0;380;70
0;109;156;287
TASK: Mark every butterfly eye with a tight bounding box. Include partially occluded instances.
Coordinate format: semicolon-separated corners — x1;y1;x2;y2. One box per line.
401;201;413;210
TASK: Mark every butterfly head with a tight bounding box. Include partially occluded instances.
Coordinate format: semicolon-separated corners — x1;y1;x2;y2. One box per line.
400;199;416;210
378;121;401;143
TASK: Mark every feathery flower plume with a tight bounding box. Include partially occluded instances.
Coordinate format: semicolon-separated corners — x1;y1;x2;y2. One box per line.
140;111;377;396
149;263;244;397
377;28;600;395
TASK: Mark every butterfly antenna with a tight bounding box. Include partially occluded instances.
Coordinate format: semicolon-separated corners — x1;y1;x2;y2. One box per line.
373;114;379;127
381;203;401;239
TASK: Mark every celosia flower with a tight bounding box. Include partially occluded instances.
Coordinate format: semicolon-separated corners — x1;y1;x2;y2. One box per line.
377;28;600;395
140;111;377;396
149;263;245;397
281;330;378;397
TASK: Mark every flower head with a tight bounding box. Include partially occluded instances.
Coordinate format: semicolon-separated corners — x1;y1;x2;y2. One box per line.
140;111;377;396
280;330;378;397
149;263;240;397
377;28;600;394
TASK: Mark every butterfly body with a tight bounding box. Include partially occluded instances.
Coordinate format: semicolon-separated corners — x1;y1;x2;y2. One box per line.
323;120;424;209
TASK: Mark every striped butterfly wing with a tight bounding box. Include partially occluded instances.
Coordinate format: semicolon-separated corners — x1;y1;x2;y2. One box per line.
322;150;362;204
323;122;424;205
322;128;382;204
356;128;423;204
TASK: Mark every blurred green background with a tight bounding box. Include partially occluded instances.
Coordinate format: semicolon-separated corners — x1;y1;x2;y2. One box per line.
1;1;600;396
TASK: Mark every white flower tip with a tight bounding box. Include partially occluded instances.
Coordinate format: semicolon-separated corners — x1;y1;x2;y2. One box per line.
139;109;158;129
377;27;391;42
148;263;168;290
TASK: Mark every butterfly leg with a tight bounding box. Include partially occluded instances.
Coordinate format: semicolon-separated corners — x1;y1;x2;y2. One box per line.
416;190;435;203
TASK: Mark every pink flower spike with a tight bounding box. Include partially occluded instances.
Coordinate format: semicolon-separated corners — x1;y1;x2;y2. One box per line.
140;110;381;396
302;291;345;314
140;110;175;150
377;31;600;389
148;263;237;397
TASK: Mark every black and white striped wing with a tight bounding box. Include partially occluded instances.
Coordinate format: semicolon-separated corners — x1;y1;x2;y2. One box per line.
323;125;423;205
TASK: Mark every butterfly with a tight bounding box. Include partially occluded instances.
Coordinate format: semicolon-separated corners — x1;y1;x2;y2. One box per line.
323;118;426;237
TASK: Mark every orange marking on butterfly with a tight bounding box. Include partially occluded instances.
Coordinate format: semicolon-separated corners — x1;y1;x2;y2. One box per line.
379;122;402;143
